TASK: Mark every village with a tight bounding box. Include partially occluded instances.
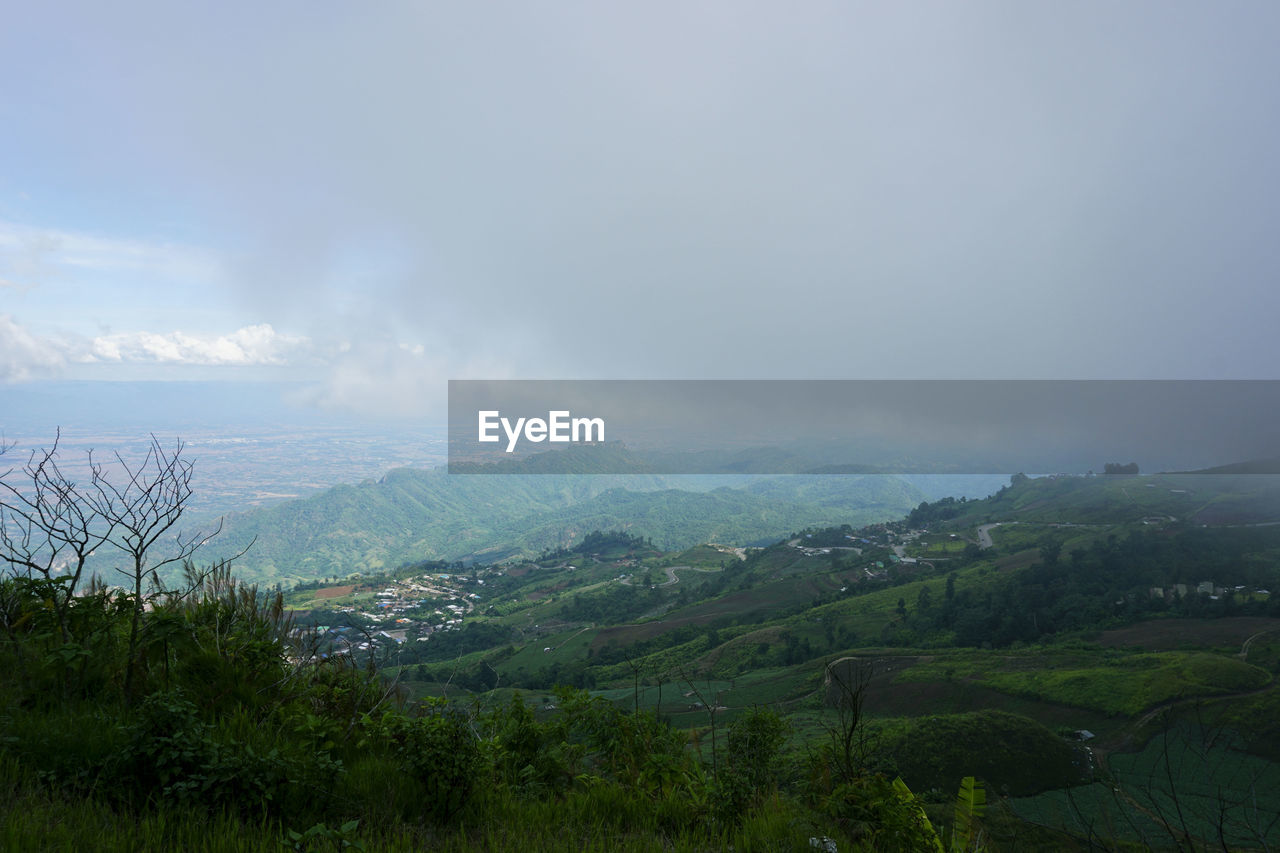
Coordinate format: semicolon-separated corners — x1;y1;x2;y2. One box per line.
302;570;484;658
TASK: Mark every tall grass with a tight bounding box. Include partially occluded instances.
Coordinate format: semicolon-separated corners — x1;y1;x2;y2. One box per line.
1;755;831;853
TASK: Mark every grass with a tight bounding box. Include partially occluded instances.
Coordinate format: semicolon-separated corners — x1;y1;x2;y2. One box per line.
493;626;598;677
1180;685;1280;761
661;544;735;568
1109;727;1280;849
873;710;1083;797
1010;782;1171;850
1;753;277;853
895;651;1271;716
1012;726;1280;850
721;666;819;708
0;752;836;853
918;538;971;555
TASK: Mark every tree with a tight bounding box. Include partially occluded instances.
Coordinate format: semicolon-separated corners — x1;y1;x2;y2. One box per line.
679;664;730;780
823;656;875;785
916;585;933;614
0;432;228;700
715;706;789;822
1039;541;1062;568
0;430;113;645
87;435;230;698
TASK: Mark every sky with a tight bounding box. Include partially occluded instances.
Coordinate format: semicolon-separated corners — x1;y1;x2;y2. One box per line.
2;1;1279;421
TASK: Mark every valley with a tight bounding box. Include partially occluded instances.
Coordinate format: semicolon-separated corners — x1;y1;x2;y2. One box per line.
6;451;1280;850
257;471;1280;849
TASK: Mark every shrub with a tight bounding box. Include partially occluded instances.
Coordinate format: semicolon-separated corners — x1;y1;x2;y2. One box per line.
365;700;482;823
713;706;789;824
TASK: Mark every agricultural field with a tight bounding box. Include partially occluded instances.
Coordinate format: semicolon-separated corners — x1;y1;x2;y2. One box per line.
1098;617;1280;653
1013;726;1280;850
893;650;1271;716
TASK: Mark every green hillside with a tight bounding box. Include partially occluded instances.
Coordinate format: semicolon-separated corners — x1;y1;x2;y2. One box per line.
200;470;928;586
918;471;1280;527
9;461;1280;851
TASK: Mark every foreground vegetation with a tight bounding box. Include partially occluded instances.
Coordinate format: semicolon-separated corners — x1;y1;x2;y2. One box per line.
4;436;1280;849
1;565;1013;852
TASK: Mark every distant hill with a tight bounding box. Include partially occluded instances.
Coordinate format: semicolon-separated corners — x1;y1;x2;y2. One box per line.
912;470;1280;528
449;440;987;475
201;469;928;585
1178;457;1280;475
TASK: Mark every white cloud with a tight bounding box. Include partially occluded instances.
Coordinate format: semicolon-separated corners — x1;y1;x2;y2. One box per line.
0;314;66;381
289;338;512;419
83;324;310;366
0;221;219;288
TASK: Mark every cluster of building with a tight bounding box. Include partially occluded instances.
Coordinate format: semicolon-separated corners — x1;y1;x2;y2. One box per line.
1148;582;1271;602
310;573;488;657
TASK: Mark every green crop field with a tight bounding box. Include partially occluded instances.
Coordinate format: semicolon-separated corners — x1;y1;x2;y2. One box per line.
1014;726;1280;850
495;626;598;676
895;651;1271;716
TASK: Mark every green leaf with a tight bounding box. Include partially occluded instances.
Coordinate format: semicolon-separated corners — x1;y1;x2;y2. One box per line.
892;776;946;853
952;775;986;852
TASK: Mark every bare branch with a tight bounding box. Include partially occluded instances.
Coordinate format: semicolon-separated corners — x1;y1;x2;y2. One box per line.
0;429;116;642
71;433;221;700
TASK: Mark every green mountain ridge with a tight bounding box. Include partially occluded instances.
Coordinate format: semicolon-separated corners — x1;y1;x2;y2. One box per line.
204;469;931;586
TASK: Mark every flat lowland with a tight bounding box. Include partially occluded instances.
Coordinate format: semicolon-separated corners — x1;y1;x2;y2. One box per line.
1098;617;1280;651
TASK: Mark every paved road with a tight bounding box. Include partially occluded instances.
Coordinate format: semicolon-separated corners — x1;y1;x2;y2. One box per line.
619;565;721;587
976;523;1002;549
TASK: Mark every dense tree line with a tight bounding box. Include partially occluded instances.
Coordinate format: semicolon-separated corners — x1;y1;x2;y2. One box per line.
399;620;515;665
558;582;660;624
906;496;969;528
886;526;1280;648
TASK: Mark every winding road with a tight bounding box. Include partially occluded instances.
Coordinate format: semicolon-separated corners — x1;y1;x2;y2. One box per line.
618;564;723;588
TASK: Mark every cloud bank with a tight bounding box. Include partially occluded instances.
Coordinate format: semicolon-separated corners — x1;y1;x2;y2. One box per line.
3;2;1278;412
85;324;309;367
0;314;64;382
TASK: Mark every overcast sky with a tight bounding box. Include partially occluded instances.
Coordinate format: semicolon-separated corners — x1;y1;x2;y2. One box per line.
2;2;1278;419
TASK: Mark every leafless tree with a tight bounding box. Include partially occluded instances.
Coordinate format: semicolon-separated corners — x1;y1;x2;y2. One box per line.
823;655;875;785
83;435;223;697
0;431;226;700
0;429;114;644
677;663;730;779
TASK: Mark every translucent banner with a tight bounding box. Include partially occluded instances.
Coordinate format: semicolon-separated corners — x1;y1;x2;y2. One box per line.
447;380;1280;475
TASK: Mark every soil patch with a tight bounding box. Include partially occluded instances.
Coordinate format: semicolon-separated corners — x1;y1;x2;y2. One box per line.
1098;617;1280;651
